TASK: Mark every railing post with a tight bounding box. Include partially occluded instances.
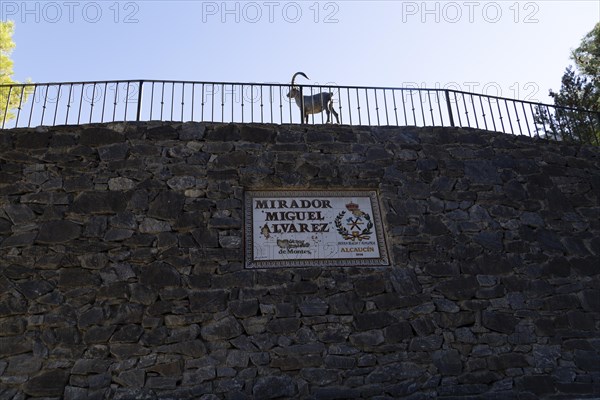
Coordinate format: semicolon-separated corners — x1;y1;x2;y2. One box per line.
299;86;305;124
136;80;144;122
1;85;12;129
596;112;600;145
445;90;455;127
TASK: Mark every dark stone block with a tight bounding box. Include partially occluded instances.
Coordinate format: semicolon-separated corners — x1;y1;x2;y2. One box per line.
36;221;81;244
301;368;338;385
410;317;436;336
354;275;386;297
581;289;600;312
408;335;443;351
80;127;126;146
156;341;206;357
556;383;600;395
16;280;54;300
229;299;259;318
0;316;26;335
0;217;12;234
567;310;595;331
542;294;580;310
458;371;501;384
0;232;37;248
473;231;504;252
464;160;501;184
384;322;414;342
110;344;150;359
532;344;561;369
0;336;32;356
366;363;424;383
4;204;35;224
139;262;180;288
349;330;384;347
437;384;489;397
240;126;275;143
570;256;598;275
252;376;295;399
288;281;318;294
421;215;449;235
504;180;527;200
313;387;361;400
78;307;106;328
390;268;422;295
269;354;323;371
114;369;146;388
145;376;178;389
267;318;301;334
435;276;479;300
307;130;335;143
83;326;116;344
192;227;220;247
365;147;390;161
209;216;242;229
328;292;364;314
15;131;51;149
189;290;228;312
148;192;185;220
354;312;396;331
403;182;433;199
58;269;101;288
433;349;463;375
488;353;529;370
23;369;69;397
316;324;352;343
423;262;459;277
104;228;134;241
299;298;329;316
212;150;249;169
574;350;600;371
206;124;241;141
71;359;111;375
516;375;556;395
417;158;438;171
146;124;179;140
71;191;130;214
482;311;519;334
110;325;144;343
201;316;243;341
324;355;356;369
212;271;254;288
98;143;129;161
464;255;513;275
435;312;475;329
370;293;406;310
536;229;566;252
83;216;108;238
180;122;206;139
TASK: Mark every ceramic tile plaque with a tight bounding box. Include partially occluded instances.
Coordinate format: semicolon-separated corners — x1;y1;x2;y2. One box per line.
244;190;389;268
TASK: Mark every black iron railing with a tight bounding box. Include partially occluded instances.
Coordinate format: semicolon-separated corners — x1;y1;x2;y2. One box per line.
1;79;599;144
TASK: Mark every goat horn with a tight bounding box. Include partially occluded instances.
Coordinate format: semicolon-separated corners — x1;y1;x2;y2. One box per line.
291;72;309;87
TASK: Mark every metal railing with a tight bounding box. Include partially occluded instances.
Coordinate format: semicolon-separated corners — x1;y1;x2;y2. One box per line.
1;79;599;145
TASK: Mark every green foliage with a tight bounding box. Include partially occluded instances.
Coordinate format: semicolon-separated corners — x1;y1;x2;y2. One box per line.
572;22;600;103
1;21;31;124
538;23;600;145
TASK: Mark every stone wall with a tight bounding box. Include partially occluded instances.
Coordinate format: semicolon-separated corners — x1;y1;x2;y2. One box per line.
0;122;599;400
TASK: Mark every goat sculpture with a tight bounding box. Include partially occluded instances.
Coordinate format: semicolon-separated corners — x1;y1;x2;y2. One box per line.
287;72;339;124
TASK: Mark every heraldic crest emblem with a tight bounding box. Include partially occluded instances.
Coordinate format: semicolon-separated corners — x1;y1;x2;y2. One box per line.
334;201;373;241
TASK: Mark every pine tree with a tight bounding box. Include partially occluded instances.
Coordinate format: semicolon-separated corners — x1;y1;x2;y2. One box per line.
537;23;600;145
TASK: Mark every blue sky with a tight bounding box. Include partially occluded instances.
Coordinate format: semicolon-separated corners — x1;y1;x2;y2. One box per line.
3;0;599;104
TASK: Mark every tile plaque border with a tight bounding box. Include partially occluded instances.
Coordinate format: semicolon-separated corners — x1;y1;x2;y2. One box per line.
244;190;390;269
